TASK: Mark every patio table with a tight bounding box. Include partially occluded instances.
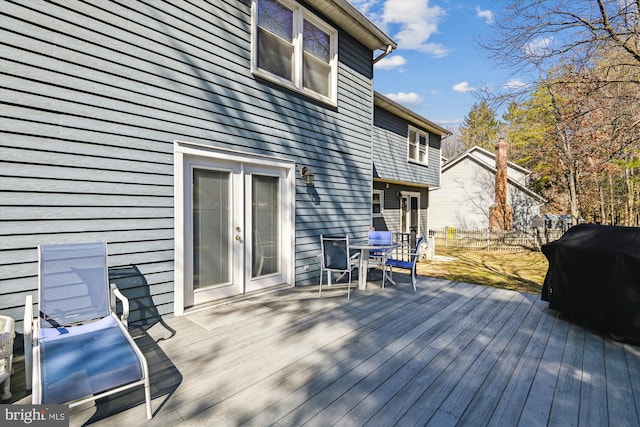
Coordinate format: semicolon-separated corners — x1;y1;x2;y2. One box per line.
350;242;400;290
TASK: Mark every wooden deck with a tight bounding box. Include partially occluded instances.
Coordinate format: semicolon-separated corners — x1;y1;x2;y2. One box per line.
12;273;640;426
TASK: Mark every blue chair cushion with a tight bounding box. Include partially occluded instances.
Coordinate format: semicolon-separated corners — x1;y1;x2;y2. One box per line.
39;315;143;404
387;259;413;270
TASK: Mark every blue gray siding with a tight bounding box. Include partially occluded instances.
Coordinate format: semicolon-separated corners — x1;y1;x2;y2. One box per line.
372;182;430;234
372;105;441;187
1;0;376;327
371;104;441;235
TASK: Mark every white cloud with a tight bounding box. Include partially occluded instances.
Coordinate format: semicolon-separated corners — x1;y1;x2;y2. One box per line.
452;82;476;93
384;91;424;108
417;43;449;57
524;37;553;58
381;0;449;57
476;6;495;25
503;79;530;89
350;0;382;17
374;54;407;70
436;117;464;127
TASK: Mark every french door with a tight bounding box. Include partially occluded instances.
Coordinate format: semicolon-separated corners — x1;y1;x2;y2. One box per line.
175;143;294;312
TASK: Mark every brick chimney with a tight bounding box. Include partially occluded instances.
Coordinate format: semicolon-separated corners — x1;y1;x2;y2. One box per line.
489;137;513;231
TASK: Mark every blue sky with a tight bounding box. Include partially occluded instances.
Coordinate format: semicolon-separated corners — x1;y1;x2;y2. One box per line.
351;0;524;129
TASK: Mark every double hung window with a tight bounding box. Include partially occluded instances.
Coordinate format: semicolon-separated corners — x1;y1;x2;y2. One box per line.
253;0;337;103
408;126;429;165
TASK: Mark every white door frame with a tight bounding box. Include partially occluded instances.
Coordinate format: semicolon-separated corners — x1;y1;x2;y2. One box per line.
173;141;295;315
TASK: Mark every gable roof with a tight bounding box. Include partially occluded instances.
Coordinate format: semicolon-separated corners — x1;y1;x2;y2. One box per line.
443;145;530;175
307;0;396;54
442;146;545;203
374;92;452;137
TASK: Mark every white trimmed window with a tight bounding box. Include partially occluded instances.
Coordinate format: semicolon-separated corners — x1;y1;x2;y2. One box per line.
372;190;384;217
408;126;429;165
252;0;338;104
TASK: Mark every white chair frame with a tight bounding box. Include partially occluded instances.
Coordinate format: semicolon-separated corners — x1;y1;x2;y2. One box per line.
24;242;152;419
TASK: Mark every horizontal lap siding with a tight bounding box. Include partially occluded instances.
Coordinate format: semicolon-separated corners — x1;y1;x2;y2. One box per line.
372;107;439;235
429;159;494;230
373;106;440;186
1;0;375;326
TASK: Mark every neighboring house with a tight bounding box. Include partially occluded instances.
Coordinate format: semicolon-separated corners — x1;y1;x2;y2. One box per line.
429;146;545;230
0;0;397;325
371;92;452;236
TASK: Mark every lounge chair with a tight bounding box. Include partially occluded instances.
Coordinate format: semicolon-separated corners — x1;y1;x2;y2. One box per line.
24;242;152;419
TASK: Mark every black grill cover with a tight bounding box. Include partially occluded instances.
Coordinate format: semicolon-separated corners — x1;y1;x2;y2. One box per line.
541;224;640;343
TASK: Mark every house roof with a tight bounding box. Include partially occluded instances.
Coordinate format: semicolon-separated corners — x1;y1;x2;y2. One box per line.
374;92;452;137
443;145;530;175
442;146;546;203
307;0;397;53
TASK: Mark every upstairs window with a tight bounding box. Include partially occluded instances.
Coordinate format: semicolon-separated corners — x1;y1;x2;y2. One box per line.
253;0;337;104
408;126;429;165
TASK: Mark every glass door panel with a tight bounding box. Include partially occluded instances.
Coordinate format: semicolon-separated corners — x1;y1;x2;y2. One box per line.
410;196;419;230
193;169;230;289
245;165;287;292
252;174;280;278
187;159;243;307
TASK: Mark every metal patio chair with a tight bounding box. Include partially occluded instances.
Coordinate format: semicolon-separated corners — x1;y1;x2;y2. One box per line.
368;230;393;288
387;235;425;291
319;235;360;299
24;242;152;419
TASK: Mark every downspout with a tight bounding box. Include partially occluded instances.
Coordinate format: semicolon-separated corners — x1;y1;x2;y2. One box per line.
373;44;394;64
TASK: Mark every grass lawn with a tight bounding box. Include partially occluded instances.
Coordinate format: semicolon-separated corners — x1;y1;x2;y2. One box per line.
416;247;549;294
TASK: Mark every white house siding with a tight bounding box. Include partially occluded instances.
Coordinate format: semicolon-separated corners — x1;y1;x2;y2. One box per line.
429;157;541;230
429;159;493;230
0;0;378;328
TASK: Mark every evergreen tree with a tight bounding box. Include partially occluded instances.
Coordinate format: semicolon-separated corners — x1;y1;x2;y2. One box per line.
458;101;501;151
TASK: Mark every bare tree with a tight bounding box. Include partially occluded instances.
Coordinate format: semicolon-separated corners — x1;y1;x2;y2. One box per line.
441;127;466;159
483;0;640;85
479;1;640;225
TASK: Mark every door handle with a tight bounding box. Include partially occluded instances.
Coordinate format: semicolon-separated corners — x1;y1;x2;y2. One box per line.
235;235;243;243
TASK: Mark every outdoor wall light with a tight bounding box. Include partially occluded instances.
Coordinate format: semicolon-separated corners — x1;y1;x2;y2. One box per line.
300;166;314;184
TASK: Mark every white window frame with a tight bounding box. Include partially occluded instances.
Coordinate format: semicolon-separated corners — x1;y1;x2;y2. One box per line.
407;126;429;166
251;0;338;105
372;189;384;217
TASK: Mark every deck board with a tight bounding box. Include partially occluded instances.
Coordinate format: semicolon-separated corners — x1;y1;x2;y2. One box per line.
10;275;640;426
449;293;544;426
605;338;639;426
579;328;607;425
483;302;555;427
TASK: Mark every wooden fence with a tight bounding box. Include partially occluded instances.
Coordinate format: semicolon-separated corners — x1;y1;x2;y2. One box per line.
431;227;564;251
